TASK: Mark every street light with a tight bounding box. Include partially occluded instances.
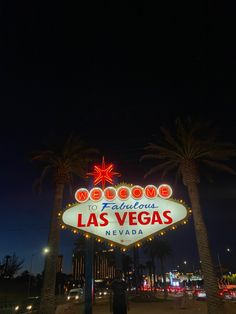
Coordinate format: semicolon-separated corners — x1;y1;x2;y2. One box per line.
43;247;50;255
27;254;35;297
217;247;232;278
27;247;50;296
217;253;223;277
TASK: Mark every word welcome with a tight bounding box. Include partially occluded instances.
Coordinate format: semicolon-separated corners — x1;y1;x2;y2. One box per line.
75;184;172;203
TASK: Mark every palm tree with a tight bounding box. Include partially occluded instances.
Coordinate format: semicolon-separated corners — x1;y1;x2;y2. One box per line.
141;118;236;313
145;239;172;299
145;260;154;291
132;247;140;291
144;239;172;298
31;135;99;314
73;235;87;256
138;263;146;290
122;254;133;286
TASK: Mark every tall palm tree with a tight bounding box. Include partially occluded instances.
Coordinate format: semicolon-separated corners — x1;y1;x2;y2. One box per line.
141;118;236;313
122;254;133;286
145;260;154;291
132;247;140;291
31;135;99;314
138;263;146;290
146;239;172;299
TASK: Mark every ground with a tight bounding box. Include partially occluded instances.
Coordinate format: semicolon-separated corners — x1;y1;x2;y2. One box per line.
56;298;236;314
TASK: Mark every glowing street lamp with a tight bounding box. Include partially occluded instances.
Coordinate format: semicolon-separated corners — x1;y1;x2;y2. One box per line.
217;247;232;277
43;247;50;254
28;247;50;296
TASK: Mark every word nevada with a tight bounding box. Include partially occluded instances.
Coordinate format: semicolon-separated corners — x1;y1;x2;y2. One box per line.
75;184;173;203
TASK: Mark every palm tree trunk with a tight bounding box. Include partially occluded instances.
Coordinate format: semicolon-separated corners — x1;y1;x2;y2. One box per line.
146;263;152;291
186;182;224;314
133;247;140;291
39;182;64;314
148;267;152;291
160;258;168;300
151;256;155;291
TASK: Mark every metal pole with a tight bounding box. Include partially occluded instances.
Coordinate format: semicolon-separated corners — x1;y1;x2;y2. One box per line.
84;238;94;314
27;254;34;297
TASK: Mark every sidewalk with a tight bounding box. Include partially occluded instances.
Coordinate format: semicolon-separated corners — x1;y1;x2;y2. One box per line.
56;299;236;314
56;300;205;314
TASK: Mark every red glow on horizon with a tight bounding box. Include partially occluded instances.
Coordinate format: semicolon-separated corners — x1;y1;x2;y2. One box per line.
86;157;121;189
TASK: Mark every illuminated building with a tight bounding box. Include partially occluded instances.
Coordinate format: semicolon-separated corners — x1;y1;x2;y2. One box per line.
72;249;116;280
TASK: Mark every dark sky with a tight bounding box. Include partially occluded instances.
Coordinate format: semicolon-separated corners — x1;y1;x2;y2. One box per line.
0;1;236;275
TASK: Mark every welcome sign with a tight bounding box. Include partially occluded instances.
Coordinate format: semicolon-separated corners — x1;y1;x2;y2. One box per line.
62;184;188;247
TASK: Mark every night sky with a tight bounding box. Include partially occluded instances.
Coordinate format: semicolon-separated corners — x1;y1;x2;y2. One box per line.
1;1;236;275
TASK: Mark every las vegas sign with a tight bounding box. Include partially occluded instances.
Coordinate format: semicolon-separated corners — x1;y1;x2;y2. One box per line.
61;158;189;247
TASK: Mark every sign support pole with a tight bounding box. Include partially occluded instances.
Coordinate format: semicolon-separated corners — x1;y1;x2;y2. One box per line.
84;237;94;314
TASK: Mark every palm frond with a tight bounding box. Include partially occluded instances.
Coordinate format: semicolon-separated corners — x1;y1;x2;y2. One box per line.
31;134;100;190
160;127;182;151
33;165;51;193
160;161;179;178
141;117;236;182
142;143;182;160
201;160;236;175
144;161;178;178
31;150;55;162
140;154;166;161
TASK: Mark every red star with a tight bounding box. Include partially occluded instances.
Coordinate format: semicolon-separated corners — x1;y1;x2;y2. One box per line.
87;157;121;190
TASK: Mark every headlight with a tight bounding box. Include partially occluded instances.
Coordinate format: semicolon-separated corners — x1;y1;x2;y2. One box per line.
67;296;70;300
75;295;79;300
26;305;32;310
99;292;102;296
103;292;107;295
15;305;19;311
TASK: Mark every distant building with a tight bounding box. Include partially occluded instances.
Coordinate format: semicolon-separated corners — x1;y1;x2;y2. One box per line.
72;254;84;281
72;249;116;281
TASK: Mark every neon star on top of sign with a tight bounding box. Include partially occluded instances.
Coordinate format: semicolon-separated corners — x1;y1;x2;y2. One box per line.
87;157;121;190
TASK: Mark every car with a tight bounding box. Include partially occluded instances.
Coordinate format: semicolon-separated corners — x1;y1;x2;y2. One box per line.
218;287;236;300
66;288;84;302
167;286;185;294
94;287;110;300
193;288;207;300
14;296;40;313
184;287;194;296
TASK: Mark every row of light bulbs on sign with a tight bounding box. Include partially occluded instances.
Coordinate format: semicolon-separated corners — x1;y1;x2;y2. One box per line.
58;222;191;251
58;199;191;251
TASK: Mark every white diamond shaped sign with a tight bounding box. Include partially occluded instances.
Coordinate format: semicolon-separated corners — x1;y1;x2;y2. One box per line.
62;185;188;247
